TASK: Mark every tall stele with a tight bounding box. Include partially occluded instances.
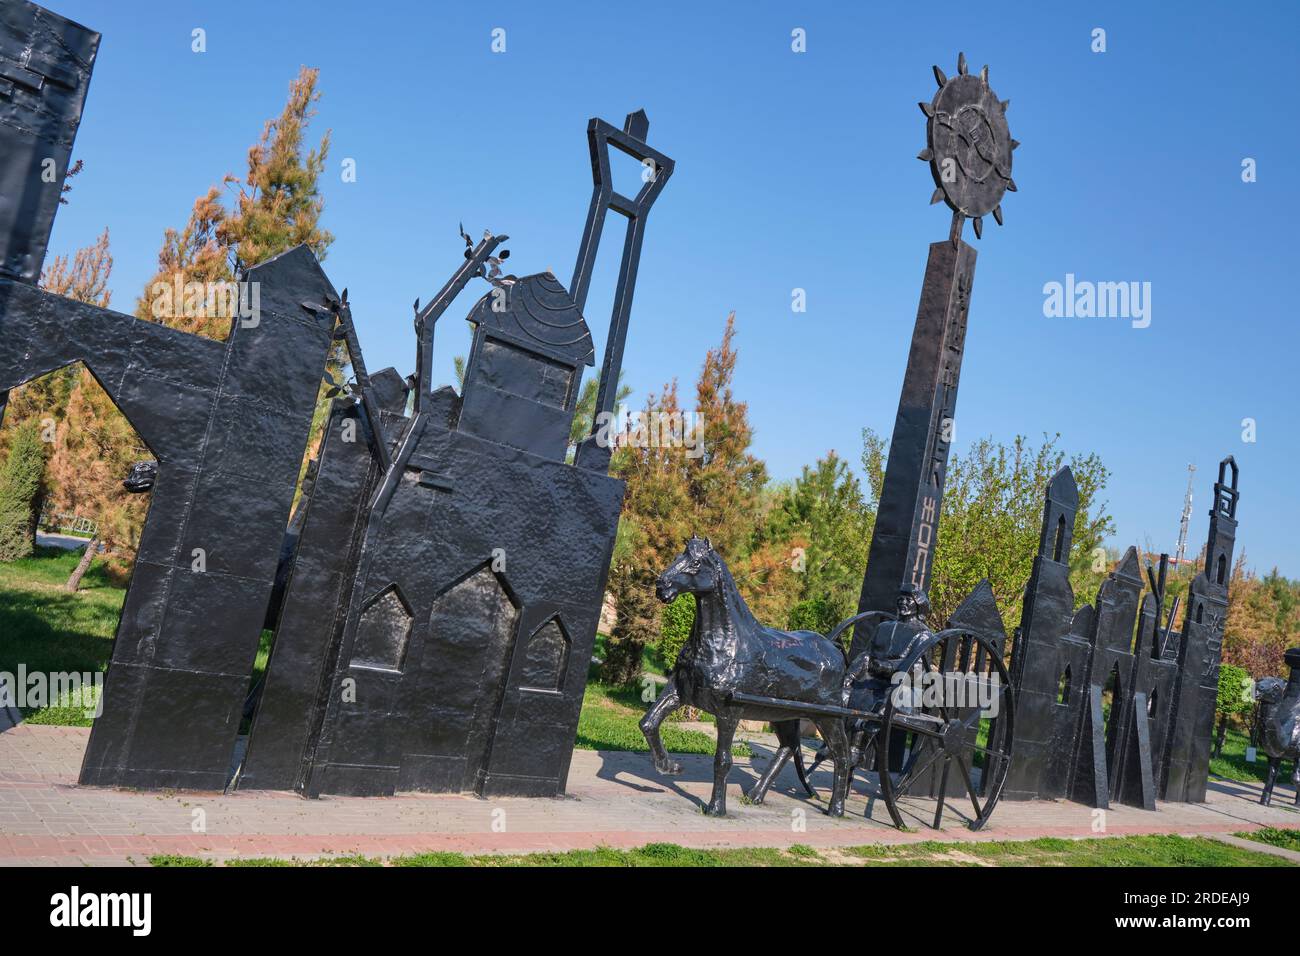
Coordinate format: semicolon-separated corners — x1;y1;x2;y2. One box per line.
918;52;1018;241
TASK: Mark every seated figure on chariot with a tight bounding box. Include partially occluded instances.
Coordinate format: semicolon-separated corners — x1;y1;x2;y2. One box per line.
839;586;934;763
843;586;933;706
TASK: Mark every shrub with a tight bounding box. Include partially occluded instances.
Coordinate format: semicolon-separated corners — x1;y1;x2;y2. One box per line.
659;593;695;671
0;420;46;562
788;595;840;638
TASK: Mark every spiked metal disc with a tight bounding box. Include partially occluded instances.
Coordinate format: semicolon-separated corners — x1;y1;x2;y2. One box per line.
919;53;1018;230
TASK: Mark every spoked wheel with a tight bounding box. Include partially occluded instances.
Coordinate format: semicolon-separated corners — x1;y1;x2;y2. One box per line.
875;628;1015;831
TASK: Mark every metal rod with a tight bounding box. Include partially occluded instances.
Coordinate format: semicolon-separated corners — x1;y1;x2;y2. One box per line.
414;233;506;413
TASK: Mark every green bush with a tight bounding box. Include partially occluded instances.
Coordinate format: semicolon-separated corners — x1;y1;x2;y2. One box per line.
0;420;46;562
659;593;695;671
788;595;840;638
1216;663;1254;721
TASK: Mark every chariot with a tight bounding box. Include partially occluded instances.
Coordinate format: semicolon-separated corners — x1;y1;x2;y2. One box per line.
641;537;1016;831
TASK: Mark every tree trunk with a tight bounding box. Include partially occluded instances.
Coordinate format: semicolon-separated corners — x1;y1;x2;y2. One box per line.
1213;713;1229;758
64;538;99;592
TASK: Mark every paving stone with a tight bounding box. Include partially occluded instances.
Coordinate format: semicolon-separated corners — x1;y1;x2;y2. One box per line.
0;724;1295;865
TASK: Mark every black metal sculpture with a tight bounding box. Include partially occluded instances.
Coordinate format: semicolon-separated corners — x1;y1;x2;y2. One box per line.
641;540;1015;828
2;2;676;798
851;54;1016;658
1005;459;1243;811
1253;648;1300;807
640;537;853;817
238;110;674;799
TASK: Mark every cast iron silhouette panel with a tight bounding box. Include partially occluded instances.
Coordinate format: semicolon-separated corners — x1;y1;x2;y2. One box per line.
0;1;98;285
242;110;673;800
1;244;341;788
1007;459;1244;810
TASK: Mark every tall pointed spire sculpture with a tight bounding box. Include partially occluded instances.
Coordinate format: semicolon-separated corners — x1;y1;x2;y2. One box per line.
852;54;1018;655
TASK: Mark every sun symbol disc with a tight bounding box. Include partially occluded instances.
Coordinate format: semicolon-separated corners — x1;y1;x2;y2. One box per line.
918;54;1018;238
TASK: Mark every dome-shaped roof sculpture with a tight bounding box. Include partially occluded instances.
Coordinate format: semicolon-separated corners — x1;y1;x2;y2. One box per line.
465;273;595;367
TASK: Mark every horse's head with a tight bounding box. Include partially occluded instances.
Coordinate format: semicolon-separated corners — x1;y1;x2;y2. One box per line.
1256;677;1287;706
656;536;720;603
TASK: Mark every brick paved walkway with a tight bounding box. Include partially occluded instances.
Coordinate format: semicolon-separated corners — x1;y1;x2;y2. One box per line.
1;724;1296;865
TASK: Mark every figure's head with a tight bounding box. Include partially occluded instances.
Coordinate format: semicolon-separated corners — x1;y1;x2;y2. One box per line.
656;536;719;603
1256;677;1287;705
896;586;930;623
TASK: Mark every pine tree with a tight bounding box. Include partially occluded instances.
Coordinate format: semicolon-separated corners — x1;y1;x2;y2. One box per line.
604;314;769;686
0;229;113;462
687;313;767;559
605;380;692;686
0;420;47;561
136;66;333;338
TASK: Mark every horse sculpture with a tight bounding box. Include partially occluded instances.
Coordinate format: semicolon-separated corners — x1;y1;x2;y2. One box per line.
639;536;852;816
1253;647;1300;807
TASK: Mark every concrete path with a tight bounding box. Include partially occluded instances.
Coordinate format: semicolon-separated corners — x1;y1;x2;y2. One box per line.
34;533;93;551
0;724;1295;866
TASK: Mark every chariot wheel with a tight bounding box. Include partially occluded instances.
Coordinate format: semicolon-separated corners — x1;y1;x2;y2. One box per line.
875;628;1014;831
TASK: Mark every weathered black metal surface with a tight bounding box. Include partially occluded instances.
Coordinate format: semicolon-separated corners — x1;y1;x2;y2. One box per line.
639;537;851;817
918;53;1017;240
1003;468;1080;800
1254;648;1300;806
238;396;387;791
0;0;98;284
1161;457;1239;802
0;0;98;425
851;239;976;658
239;110;673;801
1006;459;1244;810
0;247;341;788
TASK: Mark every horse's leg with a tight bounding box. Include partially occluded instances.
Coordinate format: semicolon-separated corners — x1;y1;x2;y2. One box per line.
791;734;817;798
806;742;830;777
705;712;740;816
747;719;798;804
1292;759;1299;806
639;677;685;775
1261;757;1278;807
813;717;851;817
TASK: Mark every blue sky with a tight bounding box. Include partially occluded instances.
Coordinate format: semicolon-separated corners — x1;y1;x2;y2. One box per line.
44;0;1299;574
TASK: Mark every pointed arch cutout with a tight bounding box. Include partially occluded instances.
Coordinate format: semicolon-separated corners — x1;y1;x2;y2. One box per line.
1056;665;1072;705
351;583;414;671
1053;514;1067;563
520;615;571;693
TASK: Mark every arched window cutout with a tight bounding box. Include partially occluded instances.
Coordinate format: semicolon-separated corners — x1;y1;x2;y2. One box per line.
520;616;570;693
1057;665;1072;705
352;584;414;671
1053;514;1066;563
1101;663;1121;726
1148;686;1158;716
1216;553;1227;585
1196;603;1204;624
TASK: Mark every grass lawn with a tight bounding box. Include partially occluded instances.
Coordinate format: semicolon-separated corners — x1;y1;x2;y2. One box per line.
1236;827;1300;852
1;546;274;726
591;632;666;678
575;680;750;757
0;545;122;725
148;833;1294;868
1209;725;1283;784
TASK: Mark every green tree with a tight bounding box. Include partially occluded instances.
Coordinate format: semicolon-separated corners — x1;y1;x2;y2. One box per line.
606;379;692;686
1213;662;1254;757
862;430;1114;631
0;228;113;463
768;451;875;637
659;593;696;671
0;421;47;561
606;313;768;686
